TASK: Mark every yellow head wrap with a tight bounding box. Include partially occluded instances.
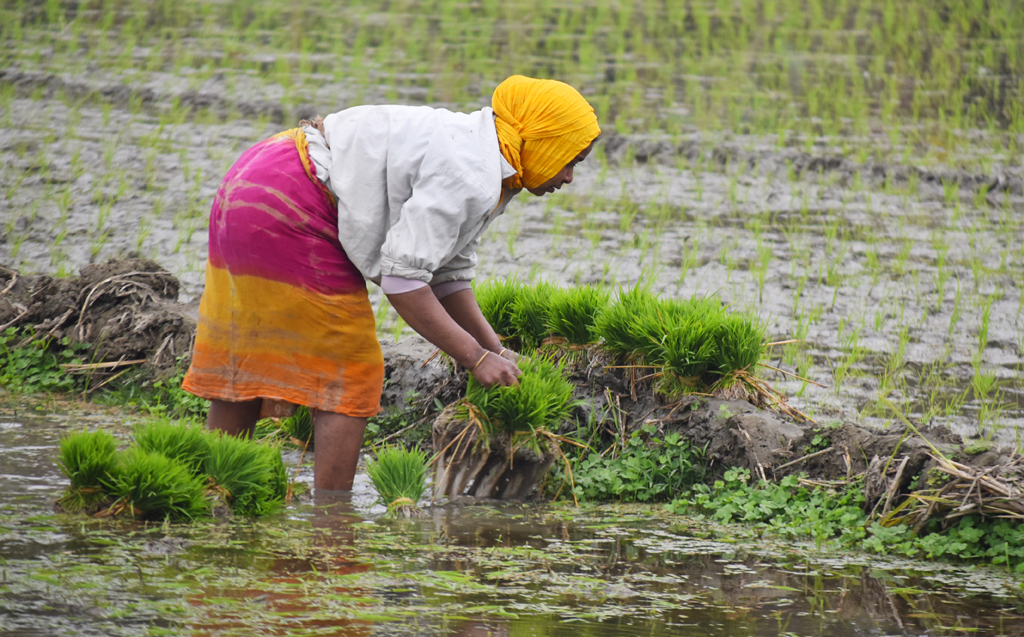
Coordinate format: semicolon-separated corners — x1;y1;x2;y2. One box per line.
492;75;601;190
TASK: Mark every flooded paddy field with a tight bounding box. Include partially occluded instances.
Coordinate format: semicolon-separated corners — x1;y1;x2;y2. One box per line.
3;414;1024;636
2;0;1022;441
1;0;1024;633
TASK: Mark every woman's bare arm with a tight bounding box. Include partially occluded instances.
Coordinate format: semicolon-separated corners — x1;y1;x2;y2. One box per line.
386;286;520;386
436;288;504;350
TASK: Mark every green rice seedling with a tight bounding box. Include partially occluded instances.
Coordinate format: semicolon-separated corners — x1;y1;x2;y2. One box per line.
56;430;119;513
103;448;209;521
134;419;211;476
712;313;770;378
466;357;574;452
204;433;287;517
634;296;724;374
593;283;659;359
281;406;313;448
546;284;609;345
656;317;719;390
598;285;726;381
511;281;555;350
366;445;429;514
475;276;522;346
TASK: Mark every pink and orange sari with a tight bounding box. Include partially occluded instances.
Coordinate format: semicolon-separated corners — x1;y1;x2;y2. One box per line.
182;129;383;417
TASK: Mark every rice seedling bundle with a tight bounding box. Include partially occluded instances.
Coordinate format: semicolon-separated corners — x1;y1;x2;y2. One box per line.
657;315;720;381
593;283;660;358
710;313;766;380
366;445;428;513
104;448;209;521
629;296;723;373
436;357;576;499
594;285;765;390
282;406;313;448
204;432;288;517
56;430;119;513
58;422;290;520
546;284;609;345
134;419;211;475
466;357;574;438
475;277;522;345
511;281;555;349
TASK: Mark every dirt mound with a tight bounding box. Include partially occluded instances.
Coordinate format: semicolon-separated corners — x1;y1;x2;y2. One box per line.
391;346;1015;507
0;258;195;372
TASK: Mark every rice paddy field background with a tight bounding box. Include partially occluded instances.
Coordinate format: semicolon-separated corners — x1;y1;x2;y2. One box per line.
2;0;1024;634
3;0;1023;442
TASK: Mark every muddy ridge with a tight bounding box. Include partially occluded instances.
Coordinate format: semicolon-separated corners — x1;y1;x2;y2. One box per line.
601;131;1024;197
0;66;289;124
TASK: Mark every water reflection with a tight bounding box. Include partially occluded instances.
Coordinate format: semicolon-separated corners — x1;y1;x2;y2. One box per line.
1;415;1023;636
186;493;373;637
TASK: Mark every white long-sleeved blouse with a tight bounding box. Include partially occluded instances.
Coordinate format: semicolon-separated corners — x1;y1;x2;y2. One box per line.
304;105;519;295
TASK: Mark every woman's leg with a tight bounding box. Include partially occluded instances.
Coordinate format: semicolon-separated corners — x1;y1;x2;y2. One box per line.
206;398;262;438
312;410;368;491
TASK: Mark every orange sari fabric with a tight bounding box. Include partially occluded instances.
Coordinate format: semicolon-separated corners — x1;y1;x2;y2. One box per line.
182;129;384;417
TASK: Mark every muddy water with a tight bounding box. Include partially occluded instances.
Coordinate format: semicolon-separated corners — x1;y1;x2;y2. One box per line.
2;414;1023;636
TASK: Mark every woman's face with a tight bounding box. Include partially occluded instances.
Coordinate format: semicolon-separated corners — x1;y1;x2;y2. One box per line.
526;142;595;196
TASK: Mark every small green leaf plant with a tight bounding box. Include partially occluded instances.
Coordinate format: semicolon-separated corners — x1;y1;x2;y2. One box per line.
0;328;88;394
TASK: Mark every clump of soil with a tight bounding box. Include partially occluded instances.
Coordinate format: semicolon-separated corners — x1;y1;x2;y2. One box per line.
0;258;196;373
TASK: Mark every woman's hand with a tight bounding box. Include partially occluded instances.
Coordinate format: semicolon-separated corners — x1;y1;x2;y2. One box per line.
498;347;520;363
471;350;521;388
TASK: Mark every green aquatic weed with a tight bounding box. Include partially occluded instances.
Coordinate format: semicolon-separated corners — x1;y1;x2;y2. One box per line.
0;328;87;394
563;424;707;503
